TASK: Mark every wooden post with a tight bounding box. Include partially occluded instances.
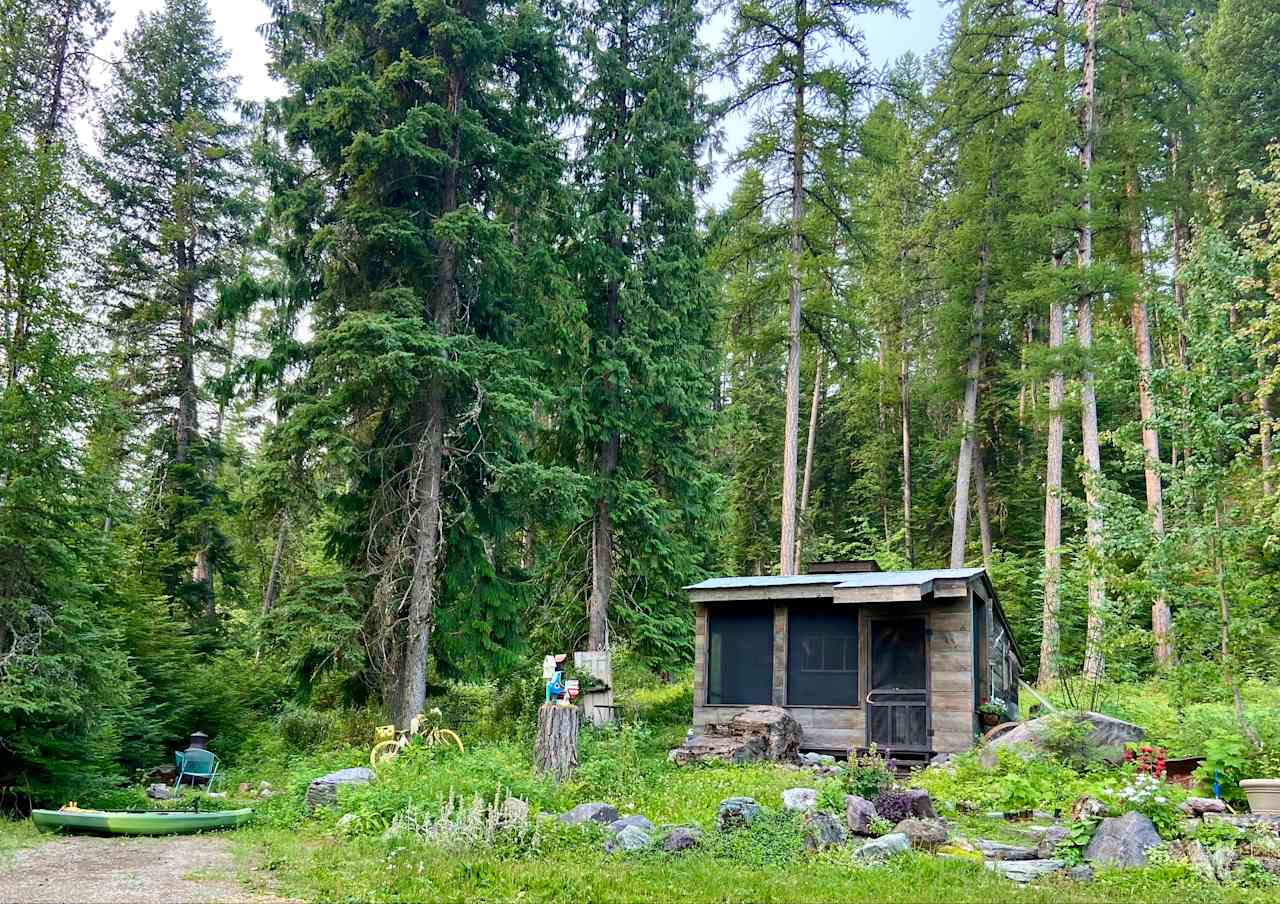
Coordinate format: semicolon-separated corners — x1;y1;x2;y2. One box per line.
534;703;579;782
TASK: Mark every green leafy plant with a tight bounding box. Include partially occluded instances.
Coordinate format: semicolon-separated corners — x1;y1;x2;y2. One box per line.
868;815;894;837
1195;735;1250;806
1099;772;1186;839
1038;712;1102;771
1055;816;1100;866
978;702;1006;717
839;747;895;800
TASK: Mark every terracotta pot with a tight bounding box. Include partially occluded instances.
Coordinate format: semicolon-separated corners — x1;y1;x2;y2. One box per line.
1241;779;1280;816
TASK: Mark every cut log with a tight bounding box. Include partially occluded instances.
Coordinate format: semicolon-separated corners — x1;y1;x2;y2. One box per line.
534;703;579;782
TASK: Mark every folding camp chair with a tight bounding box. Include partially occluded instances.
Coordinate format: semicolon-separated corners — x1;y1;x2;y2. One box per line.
173;748;222;794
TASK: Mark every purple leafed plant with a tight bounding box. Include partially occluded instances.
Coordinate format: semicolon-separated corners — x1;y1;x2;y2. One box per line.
872;789;914;824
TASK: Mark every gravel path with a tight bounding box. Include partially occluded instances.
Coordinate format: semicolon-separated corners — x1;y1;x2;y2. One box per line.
0;834;290;904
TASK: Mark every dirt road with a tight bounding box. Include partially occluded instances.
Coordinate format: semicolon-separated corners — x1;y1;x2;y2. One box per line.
0;834;290;904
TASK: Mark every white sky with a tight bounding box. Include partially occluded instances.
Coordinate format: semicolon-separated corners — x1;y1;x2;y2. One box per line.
97;0;951;204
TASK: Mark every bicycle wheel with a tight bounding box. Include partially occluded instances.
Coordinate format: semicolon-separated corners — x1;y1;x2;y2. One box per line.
430;728;465;754
370;739;402;768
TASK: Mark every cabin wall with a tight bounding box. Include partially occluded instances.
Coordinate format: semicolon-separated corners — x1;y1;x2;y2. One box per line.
693;595;980;754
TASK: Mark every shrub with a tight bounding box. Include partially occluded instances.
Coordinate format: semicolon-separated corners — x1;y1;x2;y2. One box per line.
276;706;335;752
380;785;541;856
837;748;895;800
872;789;914;823
1039;712;1101;771
1098;772;1186;838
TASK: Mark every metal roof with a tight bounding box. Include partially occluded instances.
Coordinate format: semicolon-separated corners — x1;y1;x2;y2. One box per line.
685;567;985;591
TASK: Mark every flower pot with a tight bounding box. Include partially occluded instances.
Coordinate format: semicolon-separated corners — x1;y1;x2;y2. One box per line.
1241;779;1280;816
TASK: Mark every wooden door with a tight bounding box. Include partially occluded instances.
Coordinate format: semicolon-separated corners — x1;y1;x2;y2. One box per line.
866;617;930;751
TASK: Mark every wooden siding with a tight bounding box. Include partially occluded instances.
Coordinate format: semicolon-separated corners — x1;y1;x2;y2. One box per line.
929;599;976;752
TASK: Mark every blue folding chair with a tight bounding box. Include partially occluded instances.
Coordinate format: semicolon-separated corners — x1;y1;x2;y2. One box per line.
173;748;222;794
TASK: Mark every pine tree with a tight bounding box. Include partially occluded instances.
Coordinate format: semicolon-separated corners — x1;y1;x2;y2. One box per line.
87;0;253;624
561;0;718;653
718;0;904;575
263;0;571;724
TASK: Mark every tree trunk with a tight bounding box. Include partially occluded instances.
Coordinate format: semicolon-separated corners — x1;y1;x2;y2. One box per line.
795;350;823;567
534;703;580;782
899;346;913;566
1079;0;1106;682
975;446;993;570
1039;285;1066;687
778;9;806;577
1261;389;1274;497
395;64;463;728
949;245;987;568
262;510;289;615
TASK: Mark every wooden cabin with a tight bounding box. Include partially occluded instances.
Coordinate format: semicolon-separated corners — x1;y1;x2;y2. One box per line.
686;561;1022;759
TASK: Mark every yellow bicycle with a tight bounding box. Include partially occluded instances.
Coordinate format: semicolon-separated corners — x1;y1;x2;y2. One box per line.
370;708;464;768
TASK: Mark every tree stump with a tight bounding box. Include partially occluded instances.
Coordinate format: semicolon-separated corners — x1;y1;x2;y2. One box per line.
534;703;579;782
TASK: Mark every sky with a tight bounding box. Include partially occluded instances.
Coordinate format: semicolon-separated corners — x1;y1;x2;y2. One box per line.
96;0;953;203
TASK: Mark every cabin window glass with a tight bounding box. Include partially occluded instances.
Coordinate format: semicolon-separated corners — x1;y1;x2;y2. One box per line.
706;607;774;705
788;607;859;706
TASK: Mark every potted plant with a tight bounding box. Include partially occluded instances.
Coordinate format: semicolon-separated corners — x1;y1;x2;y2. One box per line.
978;701;1006;730
1241;746;1280;816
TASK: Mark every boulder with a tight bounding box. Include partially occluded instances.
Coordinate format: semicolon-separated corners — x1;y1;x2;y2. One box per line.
1036;826;1070;859
662;826;703;852
1182;797;1227;816
305;767;375;814
904;789;936;819
1067;865;1094;882
667;734;768;766
846;795;877;836
608;815;654;835
500;797;530;824
985;859;1067;883
854;832;910;860
980;712;1143;768
336;813;359;834
1169;839;1215;880
145;784;171;801
782;788;817;813
893;817;948;850
930;753;953;767
799;752;836;767
610;824;652;852
560;802;621;826
802;811;846;850
977;839;1038;861
670;706;802;766
1211;844;1237;883
1084;812;1161;868
717;797;761;831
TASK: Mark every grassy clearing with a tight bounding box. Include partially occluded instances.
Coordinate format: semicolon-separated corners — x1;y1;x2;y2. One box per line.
0;818;40;866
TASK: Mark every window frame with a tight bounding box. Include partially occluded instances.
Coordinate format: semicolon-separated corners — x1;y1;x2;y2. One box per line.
704;604;775;707
786;604;861;708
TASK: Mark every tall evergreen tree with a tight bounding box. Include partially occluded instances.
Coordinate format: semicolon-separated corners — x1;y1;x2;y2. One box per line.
87;0;253;624
559;0;719;653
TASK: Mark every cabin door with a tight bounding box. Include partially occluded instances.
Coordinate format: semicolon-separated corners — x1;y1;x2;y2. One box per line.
866;617;930;751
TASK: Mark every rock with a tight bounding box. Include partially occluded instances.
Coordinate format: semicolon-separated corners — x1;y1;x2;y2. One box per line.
1203;812;1280;830
854;832;910;860
984;811;1006;821
799;752;836;766
670;706;802;766
1032;810;1057;822
146;784;171;801
613;824;652;852
668;734;768;766
893;817;948;850
803;811;846;850
500;797;530;824
1169;839;1215;880
1036;826;1070;859
1256;857;1280;878
1067;865;1094;882
206;792;227;799
977;839;1038;861
336;813;359;834
846;795;877;836
1084;812;1161;868
237;782;251;795
662;826;703;852
305;767;374;814
1211;844;1237;883
259;781;273;791
930;753;953;767
608;815;655;834
985;859;1067;883
1179;818;1203;836
980;712;1144;768
560;802;621;826
1182;797;1227;816
782;788;817;813
717;797;761;831
1070;797;1109;820
904;789;936;819
258;788;275;799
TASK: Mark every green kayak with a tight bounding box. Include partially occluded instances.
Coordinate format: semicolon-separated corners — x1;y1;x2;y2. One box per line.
31;807;252;836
